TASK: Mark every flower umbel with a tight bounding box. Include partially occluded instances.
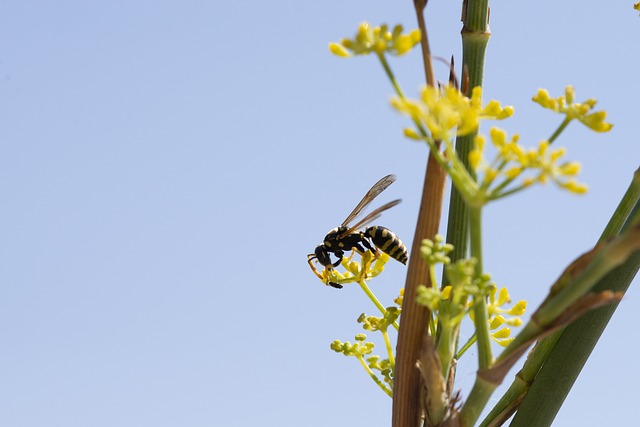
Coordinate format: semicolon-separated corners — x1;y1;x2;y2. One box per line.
392;85;513;143
393;85;514;208
329;23;421;57
486;287;527;347
532;86;613;132
332;335;393;397
470;127;588;200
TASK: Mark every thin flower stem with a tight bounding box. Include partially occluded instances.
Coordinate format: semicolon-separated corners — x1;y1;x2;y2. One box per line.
377;52;406;99
358;279;399;331
469;206;492;369
547;117;571;144
456;333;477;359
489;174;518;196
358;355;393;397
382;329;396;368
489;184;528;201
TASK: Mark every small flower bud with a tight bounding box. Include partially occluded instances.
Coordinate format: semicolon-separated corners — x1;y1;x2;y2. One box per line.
507;300;527;316
328;43;352;57
492;327;511;339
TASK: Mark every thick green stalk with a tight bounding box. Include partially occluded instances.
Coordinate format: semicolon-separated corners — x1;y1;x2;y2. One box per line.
440;2;491;425
459;376;495;427
511;252;640;426
510;201;640;427
478;335;562;427
479;168;640;427
444;0;490;280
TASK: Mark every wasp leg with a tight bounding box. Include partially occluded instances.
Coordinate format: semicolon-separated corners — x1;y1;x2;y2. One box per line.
331;250;345;267
307;254;343;289
351;239;378;258
361;237;378;254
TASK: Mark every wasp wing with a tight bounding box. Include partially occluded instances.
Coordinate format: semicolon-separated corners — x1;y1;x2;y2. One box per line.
340;199;402;237
341;174;396;227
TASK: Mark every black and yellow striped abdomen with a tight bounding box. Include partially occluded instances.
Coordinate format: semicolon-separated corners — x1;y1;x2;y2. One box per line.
364;226;408;265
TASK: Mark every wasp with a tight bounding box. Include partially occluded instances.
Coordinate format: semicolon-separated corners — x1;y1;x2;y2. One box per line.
308;174;408;289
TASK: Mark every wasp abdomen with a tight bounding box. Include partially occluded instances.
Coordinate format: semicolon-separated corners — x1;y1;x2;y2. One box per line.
365;226;408;265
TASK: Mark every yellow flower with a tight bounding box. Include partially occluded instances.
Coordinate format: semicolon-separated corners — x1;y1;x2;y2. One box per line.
471;127;589;199
392;86;511;143
329;23;421;57
528;140;588;194
308;245;389;288
486;287;526;334
532;86;613;132
394;288;404;307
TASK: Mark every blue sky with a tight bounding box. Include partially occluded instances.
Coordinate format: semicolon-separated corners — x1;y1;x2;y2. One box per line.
1;1;638;426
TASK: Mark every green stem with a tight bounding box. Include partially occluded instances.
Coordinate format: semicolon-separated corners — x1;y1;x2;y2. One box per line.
532;222;640;327
358;355;393;397
489;184;528;201
547;117;571;145
511;233;640;426
459;376;496;427
436;320;455;380
358;279;399;331
483;168;640;427
377;52;406;99
600;167;640;240
469;206;492;369
456;333;477;359
441;7;491;421
458;205;494;426
478;333;561;427
382;329;396;368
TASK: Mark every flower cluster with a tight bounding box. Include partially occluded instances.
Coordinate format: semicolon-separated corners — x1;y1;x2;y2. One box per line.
393;86;513;143
484;287;527;347
470;127;588;198
394;288;404;307
331;335;374;358
331;334;393;396
329;23;421;57
394;85;611;206
313;250;390;288
358;308;400;333
532;86;612;132
415;238;527;350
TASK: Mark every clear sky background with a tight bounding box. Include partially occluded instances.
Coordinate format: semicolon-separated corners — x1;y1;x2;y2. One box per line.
1;1;638;426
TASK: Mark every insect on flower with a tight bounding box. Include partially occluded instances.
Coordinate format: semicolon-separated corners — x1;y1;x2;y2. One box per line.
308;174;408;289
